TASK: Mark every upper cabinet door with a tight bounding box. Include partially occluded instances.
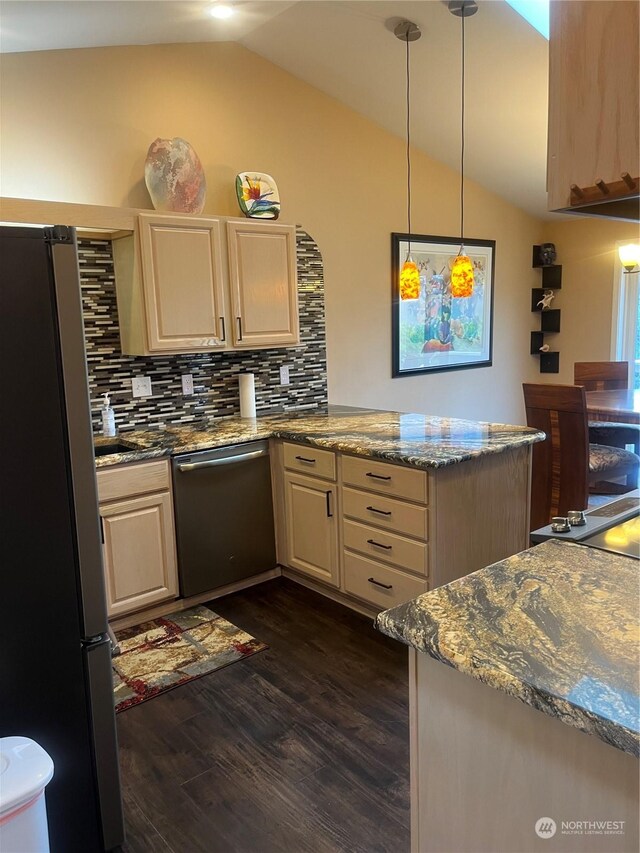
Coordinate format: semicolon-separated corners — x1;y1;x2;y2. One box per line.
547;0;639;213
227;220;300;348
138;213;227;352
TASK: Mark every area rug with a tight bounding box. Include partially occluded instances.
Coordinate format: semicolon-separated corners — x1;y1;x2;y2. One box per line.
112;605;267;713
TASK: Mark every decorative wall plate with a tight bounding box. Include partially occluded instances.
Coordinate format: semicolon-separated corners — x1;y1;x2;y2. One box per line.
236;172;281;219
145;137;206;214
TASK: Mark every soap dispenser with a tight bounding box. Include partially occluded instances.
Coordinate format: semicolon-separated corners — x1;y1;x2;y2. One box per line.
101;394;116;437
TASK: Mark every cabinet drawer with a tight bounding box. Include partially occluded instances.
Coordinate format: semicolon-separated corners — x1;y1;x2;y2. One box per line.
341;455;427;504
342;487;428;540
96;459;171;503
343;519;428;577
343;550;428;611
283;442;336;481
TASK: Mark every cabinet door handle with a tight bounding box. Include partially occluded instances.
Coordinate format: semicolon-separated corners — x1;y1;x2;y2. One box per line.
295;455;316;464
326;490;333;518
219;316;226;342
236;317;243;340
368;577;393;590
366;505;392;516
366;472;392;481
367;538;392;550
99;517;105;544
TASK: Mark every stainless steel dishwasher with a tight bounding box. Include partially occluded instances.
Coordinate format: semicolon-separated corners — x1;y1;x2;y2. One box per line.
172;440;277;597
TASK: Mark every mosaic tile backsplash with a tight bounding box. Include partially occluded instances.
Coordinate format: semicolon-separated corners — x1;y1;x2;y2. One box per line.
79;230;328;433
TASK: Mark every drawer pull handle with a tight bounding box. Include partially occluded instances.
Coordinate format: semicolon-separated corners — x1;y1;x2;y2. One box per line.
367;538;392;550
295;455;316;464
366;472;392;481
368;577;393;590
366;505;392;516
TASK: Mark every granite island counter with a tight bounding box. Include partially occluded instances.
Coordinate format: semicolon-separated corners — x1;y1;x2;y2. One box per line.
376;539;640;853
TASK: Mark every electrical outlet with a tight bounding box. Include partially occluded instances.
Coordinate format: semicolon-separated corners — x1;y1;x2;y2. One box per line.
279;364;292;386
131;376;152;398
181;374;194;395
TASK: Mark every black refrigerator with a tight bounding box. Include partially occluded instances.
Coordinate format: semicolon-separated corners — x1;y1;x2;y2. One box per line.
0;225;124;850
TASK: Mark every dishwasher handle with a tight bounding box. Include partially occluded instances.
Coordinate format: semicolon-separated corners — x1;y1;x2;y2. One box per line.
177;448;268;472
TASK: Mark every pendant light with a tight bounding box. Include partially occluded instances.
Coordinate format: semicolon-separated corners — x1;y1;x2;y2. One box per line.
449;0;478;298
395;20;422;301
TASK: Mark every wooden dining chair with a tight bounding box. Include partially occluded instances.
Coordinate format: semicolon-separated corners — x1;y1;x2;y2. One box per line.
574;361;639;454
523;383;639;531
574;361;628;390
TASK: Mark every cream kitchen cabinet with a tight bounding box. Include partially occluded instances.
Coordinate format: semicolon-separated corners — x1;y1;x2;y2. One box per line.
113;213;299;355
113;213;227;355
96;459;178;618
283;470;339;588
340;457;429;610
273;438;532;614
227;219;299;348
547;0;639;216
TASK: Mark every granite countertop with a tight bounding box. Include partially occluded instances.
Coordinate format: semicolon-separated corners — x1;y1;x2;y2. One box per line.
376;539;640;756
94;405;544;469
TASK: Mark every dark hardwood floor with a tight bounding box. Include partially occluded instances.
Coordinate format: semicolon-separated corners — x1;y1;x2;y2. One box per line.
117;578;410;853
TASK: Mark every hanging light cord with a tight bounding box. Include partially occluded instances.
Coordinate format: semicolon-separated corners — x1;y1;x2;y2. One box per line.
405;28;412;259
459;11;466;253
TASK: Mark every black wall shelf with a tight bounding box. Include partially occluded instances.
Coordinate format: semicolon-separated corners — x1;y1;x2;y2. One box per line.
540;352;560;374
541;309;561;333
531;246;561;373
530;331;544;354
541;265;562;290
531;288;545;311
532;245;550;267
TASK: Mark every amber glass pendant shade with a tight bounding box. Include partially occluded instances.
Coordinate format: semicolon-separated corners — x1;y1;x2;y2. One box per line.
450;254;474;298
400;258;421;300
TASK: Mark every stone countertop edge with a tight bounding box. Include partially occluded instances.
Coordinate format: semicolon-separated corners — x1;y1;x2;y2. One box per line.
375;539;640;758
93;408;545;469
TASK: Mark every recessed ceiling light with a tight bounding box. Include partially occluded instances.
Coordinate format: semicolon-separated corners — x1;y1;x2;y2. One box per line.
209;3;235;19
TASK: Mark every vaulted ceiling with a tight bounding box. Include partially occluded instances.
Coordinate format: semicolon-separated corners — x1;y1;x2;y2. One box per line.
0;1;550;218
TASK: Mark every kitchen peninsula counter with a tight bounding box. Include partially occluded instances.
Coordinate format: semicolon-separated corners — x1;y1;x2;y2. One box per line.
95;405;543;620
376;539;639;852
94;404;544;468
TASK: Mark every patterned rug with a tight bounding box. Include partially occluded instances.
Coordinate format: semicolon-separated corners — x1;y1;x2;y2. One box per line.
112;605;267;713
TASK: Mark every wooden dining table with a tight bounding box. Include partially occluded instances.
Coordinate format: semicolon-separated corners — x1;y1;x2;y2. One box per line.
586;389;640;424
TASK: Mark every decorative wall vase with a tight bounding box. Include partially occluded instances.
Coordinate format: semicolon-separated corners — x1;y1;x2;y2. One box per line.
235;172;280;219
144;138;206;214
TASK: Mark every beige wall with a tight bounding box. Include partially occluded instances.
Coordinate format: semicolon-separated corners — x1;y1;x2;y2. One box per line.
1;42;548;423
541;217;640;383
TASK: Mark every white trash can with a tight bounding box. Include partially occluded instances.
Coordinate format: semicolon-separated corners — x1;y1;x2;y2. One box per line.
0;737;54;853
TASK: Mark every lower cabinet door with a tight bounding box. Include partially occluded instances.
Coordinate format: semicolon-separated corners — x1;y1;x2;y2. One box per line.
100;490;178;618
284;472;339;587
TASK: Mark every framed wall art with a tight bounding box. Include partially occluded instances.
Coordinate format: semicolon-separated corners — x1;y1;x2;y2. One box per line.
392;233;495;377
